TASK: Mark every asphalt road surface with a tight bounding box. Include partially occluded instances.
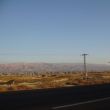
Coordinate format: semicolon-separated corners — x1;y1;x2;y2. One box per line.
1;84;110;110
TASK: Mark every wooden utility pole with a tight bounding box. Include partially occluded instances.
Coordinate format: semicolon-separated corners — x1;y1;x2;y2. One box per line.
82;54;88;79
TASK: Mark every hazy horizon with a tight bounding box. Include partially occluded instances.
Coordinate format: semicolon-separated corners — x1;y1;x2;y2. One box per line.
0;62;109;65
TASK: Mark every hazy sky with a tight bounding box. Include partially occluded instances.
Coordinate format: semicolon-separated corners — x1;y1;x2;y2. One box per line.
0;0;110;64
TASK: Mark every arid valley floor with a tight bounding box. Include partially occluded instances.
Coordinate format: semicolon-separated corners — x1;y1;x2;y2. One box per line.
0;72;110;92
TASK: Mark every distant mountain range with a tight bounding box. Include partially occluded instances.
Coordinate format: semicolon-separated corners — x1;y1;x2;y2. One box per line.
0;63;110;73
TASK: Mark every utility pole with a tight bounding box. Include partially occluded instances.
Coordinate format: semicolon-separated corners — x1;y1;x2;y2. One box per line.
107;62;110;73
82;54;88;79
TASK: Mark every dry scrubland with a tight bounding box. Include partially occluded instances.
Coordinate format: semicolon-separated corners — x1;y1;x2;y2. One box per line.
0;72;110;92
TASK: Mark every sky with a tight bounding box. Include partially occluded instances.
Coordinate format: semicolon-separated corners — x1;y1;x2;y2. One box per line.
0;0;110;64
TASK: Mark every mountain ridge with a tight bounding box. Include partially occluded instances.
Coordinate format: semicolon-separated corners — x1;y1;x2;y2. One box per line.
0;63;110;72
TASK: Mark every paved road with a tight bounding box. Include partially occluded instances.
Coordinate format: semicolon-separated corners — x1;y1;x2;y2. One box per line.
0;84;110;110
51;97;110;110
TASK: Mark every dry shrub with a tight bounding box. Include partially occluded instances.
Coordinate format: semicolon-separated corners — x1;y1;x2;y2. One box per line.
16;85;32;90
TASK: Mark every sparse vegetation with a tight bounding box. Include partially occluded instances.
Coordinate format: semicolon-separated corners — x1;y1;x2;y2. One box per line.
0;72;110;92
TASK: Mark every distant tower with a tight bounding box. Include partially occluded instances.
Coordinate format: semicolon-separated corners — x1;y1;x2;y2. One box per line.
82;54;88;79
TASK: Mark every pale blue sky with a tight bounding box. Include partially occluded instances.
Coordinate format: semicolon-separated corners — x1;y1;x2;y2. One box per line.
0;0;110;64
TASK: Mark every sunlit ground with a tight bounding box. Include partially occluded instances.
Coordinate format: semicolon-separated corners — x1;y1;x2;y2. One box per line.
0;72;110;92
